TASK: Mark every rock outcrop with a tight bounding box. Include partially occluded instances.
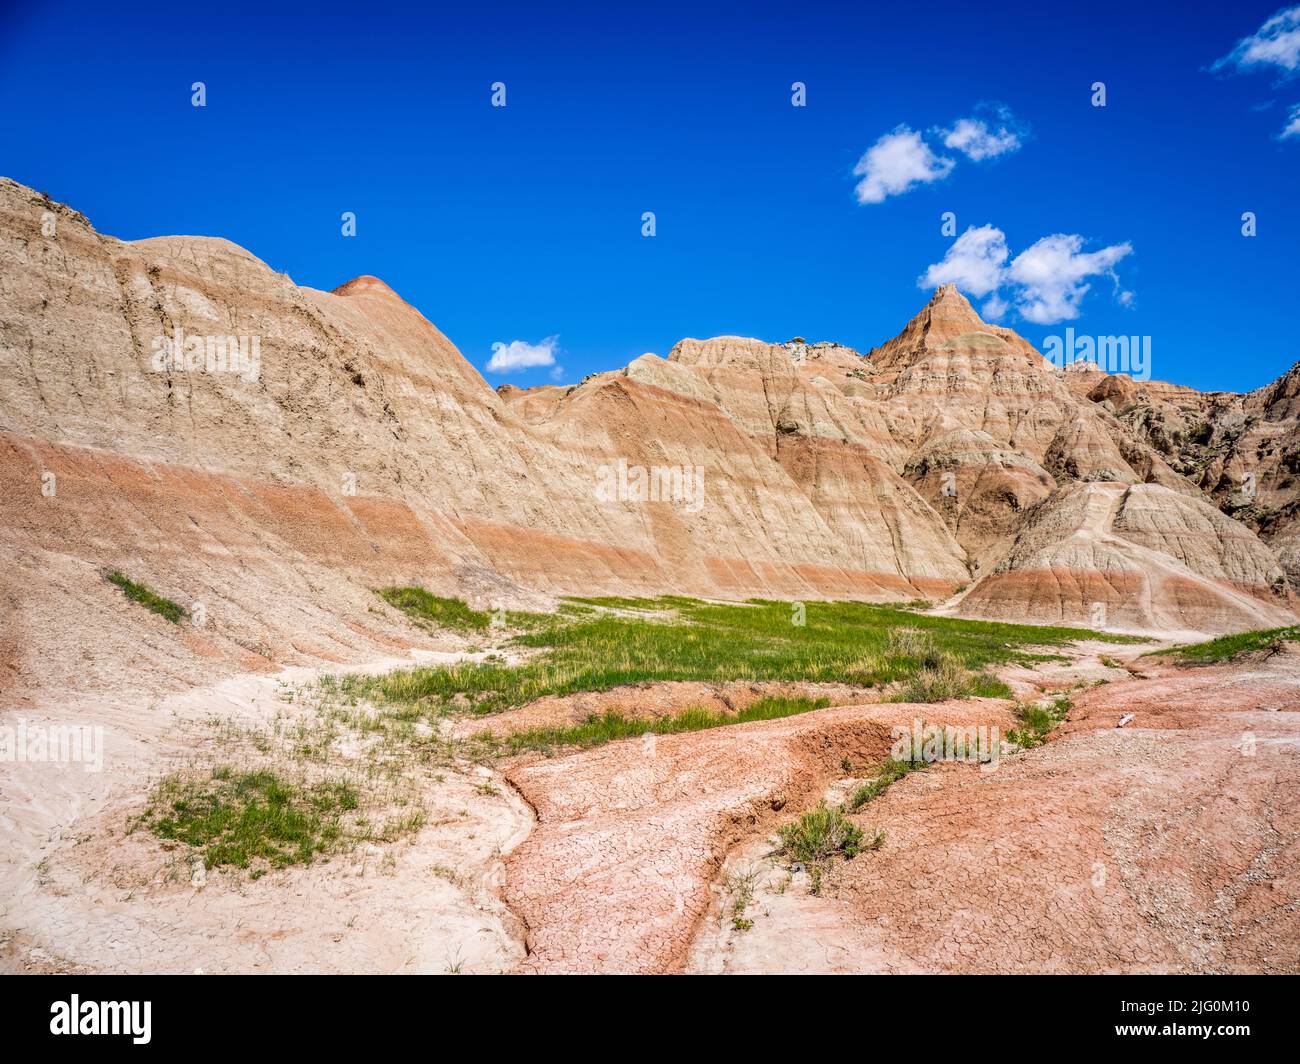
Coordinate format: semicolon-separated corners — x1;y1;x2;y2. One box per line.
1;177;1296;700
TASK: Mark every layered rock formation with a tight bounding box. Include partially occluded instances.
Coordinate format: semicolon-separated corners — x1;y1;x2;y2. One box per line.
1081;361;1300;588
1;176;1296;700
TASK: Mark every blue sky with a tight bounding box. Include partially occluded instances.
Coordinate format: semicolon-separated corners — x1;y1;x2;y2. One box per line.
1;0;1297;391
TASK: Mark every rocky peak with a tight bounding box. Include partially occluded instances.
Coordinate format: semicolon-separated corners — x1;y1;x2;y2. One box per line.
868;285;1007;371
331;274;406;303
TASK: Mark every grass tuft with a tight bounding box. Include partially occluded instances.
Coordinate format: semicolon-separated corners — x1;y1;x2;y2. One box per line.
776;802;865;865
1006;693;1073;749
106;570;185;624
848;757;925;811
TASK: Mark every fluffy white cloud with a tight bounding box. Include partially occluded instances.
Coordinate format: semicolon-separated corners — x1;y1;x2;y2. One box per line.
1214;6;1300;75
853;127;954;204
853;106;1026;204
918;226;1133;325
939;113;1022;161
1007;234;1133;324
918;224;1008;297
486;335;559;373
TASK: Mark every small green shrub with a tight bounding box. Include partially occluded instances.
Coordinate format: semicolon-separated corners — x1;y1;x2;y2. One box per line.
776;802;865;865
1007;694;1073;749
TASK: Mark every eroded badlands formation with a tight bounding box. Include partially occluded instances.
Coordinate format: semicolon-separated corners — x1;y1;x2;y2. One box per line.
2;178;1298;705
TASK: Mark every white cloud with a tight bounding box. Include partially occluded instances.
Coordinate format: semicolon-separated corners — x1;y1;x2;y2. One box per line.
982;294;1009;321
486;335;559;373
1006;234;1133;324
1283;102;1300;137
939;112;1022;161
853;126;954;204
1214;6;1300;75
853;106;1026;204
1213;7;1300;138
918;226;1133;325
918;224;1008;296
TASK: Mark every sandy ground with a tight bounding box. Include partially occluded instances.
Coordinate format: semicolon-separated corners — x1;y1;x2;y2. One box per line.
4;640;1297;974
0;652;531;974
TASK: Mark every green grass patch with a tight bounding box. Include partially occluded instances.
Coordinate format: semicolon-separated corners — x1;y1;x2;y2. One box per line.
488;695;831;755
376;587;492;632
105;570;185;624
135;767;366;872
562;595;686;612
342;596;1130;720
377;587;557;634
1155;625;1300;664
1006;693;1073;749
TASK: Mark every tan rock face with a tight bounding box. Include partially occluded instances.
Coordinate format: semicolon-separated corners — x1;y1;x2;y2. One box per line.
1098;361;1300;587
958;482;1294;633
1;178;1296;701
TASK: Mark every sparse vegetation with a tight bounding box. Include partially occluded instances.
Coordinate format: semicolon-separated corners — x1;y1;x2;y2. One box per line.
1007;693;1073;749
724;866;760;931
776;802;872;896
343;595;1131;720
134;767;364;872
105;570;185;624
488;696;831;756
777;802;865;865
1157;625;1300;664
848;757;925;811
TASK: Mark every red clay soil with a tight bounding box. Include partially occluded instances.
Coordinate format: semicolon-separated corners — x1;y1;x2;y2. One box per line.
501;651;1300;974
501;698;1016;974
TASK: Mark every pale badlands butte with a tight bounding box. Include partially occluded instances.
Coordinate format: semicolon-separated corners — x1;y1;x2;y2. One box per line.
3;176;1299;704
1;177;1298;976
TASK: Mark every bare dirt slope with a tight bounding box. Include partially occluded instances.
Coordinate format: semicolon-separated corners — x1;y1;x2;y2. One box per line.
502;648;1299;974
2;626;1295;975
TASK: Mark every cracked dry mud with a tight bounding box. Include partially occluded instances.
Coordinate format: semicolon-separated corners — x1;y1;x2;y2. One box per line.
500;645;1299;974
